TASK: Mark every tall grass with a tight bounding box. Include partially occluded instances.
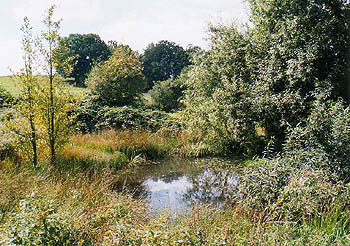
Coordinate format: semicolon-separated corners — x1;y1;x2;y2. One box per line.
59;129;181;172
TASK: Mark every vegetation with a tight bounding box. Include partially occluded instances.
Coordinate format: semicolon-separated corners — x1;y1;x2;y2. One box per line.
142;40;191;89
147;68;188;112
0;0;349;245
86;45;146;106
57;33;111;86
0;87;13;108
4;6;77;167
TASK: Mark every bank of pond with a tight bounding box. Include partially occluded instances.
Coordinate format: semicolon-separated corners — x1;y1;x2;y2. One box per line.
0;130;349;245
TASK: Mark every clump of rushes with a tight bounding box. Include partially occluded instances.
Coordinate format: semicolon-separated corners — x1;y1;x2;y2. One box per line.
59;129;181;171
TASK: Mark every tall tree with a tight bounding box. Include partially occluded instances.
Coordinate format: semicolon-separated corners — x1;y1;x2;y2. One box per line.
59;33;111;86
181;0;350;156
142;40;190;89
6;17;40;167
36;5;76;166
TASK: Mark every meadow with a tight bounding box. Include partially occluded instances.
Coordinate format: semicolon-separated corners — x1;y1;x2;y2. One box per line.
0;75;89;96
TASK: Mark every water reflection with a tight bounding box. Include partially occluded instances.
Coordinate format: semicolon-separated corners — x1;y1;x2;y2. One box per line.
113;158;239;213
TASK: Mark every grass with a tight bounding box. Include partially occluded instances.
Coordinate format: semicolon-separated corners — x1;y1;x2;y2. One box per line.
59;129;182;172
0;75;89;97
0;165;349;245
0;130;349;245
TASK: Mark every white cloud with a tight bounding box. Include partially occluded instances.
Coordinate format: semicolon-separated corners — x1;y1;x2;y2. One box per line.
1;0;250;75
13;0;102;23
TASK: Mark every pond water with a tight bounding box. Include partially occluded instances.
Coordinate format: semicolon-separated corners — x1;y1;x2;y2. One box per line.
113;158;239;214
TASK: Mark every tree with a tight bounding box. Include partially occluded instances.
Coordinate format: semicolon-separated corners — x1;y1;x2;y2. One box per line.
142;40;190;89
58;33;111;86
181;25;260;156
6;6;75;167
247;0;350;149
147;67;189;112
86;45;146;106
6;17;40;167
37;5;76;166
180;0;350;156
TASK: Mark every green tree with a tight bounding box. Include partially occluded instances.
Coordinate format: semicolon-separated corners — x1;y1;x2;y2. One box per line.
6;17;40;167
142;40;190;89
58;33;111;86
148;67;189;112
248;0;350;149
37;5;76;166
6;6;75;167
181;25;260;156
86;45;146;106
181;0;350;156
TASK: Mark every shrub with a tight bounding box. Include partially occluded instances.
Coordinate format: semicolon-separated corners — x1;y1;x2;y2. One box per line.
75;97;180;133
236;158;294;215
272;166;341;222
147;68;188;112
0;192;81;245
284;100;350;176
0;87;14;108
86;45;146;106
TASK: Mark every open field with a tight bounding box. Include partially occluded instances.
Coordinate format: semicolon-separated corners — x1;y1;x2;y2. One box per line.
0;75;90;96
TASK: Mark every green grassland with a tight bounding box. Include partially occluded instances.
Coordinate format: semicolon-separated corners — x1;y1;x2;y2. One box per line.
0;75;89;96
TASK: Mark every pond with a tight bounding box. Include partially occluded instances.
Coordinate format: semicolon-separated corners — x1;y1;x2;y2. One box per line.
113;158;240;214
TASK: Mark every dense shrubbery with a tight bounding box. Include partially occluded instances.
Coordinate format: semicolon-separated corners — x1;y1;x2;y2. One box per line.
284;100;350;176
75;96;180;133
236;100;350;224
0;193;81;245
86;45;146;106
0;88;14;108
147;77;185;112
181;0;349;157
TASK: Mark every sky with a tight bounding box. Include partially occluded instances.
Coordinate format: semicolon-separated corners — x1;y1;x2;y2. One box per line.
0;0;250;75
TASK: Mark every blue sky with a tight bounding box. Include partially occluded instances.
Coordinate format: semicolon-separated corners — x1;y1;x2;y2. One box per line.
0;0;250;75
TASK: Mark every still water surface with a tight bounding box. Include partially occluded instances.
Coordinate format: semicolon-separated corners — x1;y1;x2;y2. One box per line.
114;158;239;213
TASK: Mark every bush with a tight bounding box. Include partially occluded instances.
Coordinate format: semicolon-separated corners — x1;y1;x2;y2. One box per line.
86;45;146;106
75;97;180;133
0;88;14;108
236;158;294;215
0;192;81;245
147;68;188;112
272;166;342;222
284;100;350;176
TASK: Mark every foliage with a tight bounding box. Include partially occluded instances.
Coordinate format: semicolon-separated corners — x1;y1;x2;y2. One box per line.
58;33;111;86
9;16;40;167
147;68;188;112
5;6;77;167
0;192;80;245
86;45;146;106
248;0;350;102
180;24;265;156
236;158;294;215
283;100;350;176
75;97;180;133
180;0;350;156
0;88;14;108
272;166;343;223
142;40;190;89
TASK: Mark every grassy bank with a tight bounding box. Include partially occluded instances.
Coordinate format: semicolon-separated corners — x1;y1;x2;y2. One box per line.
0;129;349;245
59;129;183;172
0;164;349;245
0;75;89;96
